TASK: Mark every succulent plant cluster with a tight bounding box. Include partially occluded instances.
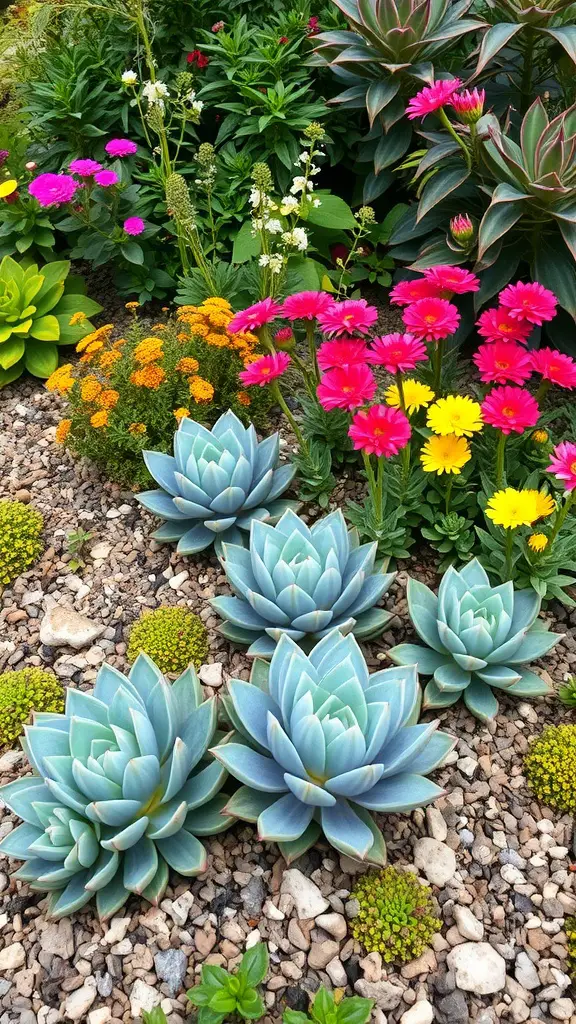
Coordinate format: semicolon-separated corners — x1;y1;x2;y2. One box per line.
0;653;233;919
350;867;441;963
138;411;298;556
0;668;63;748
389;559;560;721
524;725;576;813
211;507;395;657
0;499;44;585
213;628;454;864
127;607;209;675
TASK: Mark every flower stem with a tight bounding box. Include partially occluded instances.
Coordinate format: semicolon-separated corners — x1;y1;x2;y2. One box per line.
495;431;507;488
535;379;551;405
375;455;385;528
504;528;515;581
396;371;411;490
438;108;471;170
362;450;378;505
433;338;445;396
271;381;307;453
445;476;453;514
305;321;320;383
549;490;575;547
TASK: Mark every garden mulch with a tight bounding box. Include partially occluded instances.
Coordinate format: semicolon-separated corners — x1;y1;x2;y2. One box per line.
1;377;576;1024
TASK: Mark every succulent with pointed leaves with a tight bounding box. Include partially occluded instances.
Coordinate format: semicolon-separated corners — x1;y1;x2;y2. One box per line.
389;558;561;721
211;507;395;657
213;628;454;864
0;654;233;919
138;410;298;555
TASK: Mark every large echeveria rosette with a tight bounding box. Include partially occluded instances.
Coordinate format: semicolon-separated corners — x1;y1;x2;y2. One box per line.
389;559;562;721
212;628;454;863
0;655;233;919
137;410;299;555
211;508;396;657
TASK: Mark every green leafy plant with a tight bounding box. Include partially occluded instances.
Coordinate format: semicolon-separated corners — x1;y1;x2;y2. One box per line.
65;527;94;572
421;510;476;570
291;439;336;508
0;256;101;386
187;942;268;1023
127;607;209;675
0;668;64;748
0;500;44;586
559;674;576;707
389;558;561;721
350;867;442;963
142;1010;168;1024
524;724;576;812
284;987;373;1024
566;916;576;979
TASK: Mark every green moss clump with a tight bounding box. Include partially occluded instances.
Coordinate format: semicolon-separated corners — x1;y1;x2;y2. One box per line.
0;501;44;585
566;916;576;979
127;607;209;674
0;668;64;747
350;867;442;964
524;725;576;812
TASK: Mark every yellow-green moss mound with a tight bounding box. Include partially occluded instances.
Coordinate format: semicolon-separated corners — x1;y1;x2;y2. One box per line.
524;725;576;813
127;606;209;674
350;867;442;964
0;667;64;747
0;500;43;585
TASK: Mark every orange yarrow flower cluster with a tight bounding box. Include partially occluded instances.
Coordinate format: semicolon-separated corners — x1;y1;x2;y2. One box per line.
189;376;214;402
176;297;259;360
130;364;166;389
55;419;72;442
46;364;75;394
133;337;164;365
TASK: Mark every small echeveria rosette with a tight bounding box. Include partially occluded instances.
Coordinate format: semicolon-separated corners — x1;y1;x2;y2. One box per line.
211;507;395;657
389;558;562;721
137;410;299;555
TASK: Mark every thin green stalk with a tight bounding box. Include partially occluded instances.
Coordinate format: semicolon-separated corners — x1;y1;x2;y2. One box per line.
375;456;385;528
305;321;320;384
520;29;535;114
549;490;576;546
290;352;317;399
395;372;411;489
438;108;471;170
445;476;453;514
433;338;445;396
495;431;507;489
535;379;551;405
362;450;378;504
504;528;515;581
271;381;307;453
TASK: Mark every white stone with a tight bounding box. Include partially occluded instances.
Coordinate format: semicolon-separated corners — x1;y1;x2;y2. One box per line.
89;542;112;560
168;571;189;591
354;979;404;1011
550;998;574;1020
454;905;484;941
280;869;329;919
39;919;74;960
130;979;162;1017
447;943;506;995
501;864;525;885
64;977;97;1020
263;900;285;921
426;806;447;842
400;1000;434;1024
166;891;195;926
548;846;569;859
199;663;224;687
88;1009;111;1024
101;916;131;945
0;942;25;970
515;951;539;990
40;596;104;649
536;819;554;834
414;838;456;886
326;957;347;987
315;912;347;940
457;756;477;777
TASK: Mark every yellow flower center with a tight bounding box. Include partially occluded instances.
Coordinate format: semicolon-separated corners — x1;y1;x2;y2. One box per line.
424;314;437;324
571;461;576;474
495;360;509;369
502;406;515;417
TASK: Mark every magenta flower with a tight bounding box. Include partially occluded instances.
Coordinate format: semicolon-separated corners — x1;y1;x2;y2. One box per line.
547;441;576;492
402;297;460;342
368;333;428;373
228;298;282;334
389;278;442;306
94;169;119;188
450;88;485;123
473;341;533;385
29;173;79;207
349;405;411;457
239;352;291;387
499;281;558;325
123;216;145;236
406;79;462;120
105;139;138;158
481;385;540;435
317;299;378;337
422;265;480;295
476;307;532;345
282;290;334;321
317;339;372;371
316;364;377;411
450;214;474;244
69;158;103;177
530;348;576;389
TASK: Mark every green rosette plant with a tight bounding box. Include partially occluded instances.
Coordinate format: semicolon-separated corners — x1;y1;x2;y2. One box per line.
0;653;234;919
187;943;268;1024
389;558;562;721
0;256;102;386
284;987;373;1024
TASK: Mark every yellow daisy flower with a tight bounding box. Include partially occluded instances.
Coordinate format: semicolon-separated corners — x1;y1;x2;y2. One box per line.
427;395;483;437
420;434;471;475
525;489;556;520
528;533;549;553
385;379;435;415
486;488;539;530
532;429;549;444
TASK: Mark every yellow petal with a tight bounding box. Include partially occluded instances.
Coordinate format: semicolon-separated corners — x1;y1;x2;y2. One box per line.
0;179;17;198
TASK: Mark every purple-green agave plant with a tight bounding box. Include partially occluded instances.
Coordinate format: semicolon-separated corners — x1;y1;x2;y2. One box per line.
0;655;233;919
213;628;454;864
388;559;561;721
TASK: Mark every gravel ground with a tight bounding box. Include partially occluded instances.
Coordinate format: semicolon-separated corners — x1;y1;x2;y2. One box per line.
0;378;575;1024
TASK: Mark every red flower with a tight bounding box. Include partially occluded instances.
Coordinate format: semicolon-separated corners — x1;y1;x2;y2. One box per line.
481;385;540;435
402;297;460;342
330;242;350;265
239;352;291;387
547;441;576;492
476;307;532;345
317;339;372;371
349;405;411;457
278;36;289;44
423;265;480;295
187;50;209;67
316;364;376;411
499;281;557;325
317;299;378;337
473;340;532;385
368;333;428;374
307;16;320;35
389;278;442;306
530;348;576;389
406;79;462;120
282;290;334;321
227;298;281;334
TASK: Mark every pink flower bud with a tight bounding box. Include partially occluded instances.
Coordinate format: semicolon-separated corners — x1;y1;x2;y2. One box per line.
450;214;474;244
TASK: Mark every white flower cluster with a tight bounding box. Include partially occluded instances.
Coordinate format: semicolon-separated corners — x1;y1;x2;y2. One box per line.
186;90;204;117
142;80;170;110
121;70;138;86
258;254;284;272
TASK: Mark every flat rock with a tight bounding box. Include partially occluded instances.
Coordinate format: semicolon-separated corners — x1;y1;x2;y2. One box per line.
515;951;539;990
130;979;161;1017
454;905;484;941
39;919;74;961
308;940;340;970
414;837;456;886
400;1001;434;1024
0;942;25;970
447;942;506;995
354;979;404;1010
315;912;347;940
154;949;188;996
64;977;97;1020
280;869;329;919
40;596;104;650
199;662;224;687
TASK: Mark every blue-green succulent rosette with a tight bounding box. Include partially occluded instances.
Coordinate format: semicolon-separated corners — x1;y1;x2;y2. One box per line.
137;410;299;556
389;559;562;721
212;628;455;864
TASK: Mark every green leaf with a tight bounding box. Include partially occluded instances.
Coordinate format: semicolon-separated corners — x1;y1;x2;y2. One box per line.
477;187;528;259
311;987;334;1024
417;167;471;222
476;23;523;75
307;194;356;230
283;1012;311;1024
232;220;261;264
337;997;374;1024
543;26;576;65
55;293;103;316
0;358;24;388
0;337;25;370
121;241;144;265
24;340;58;378
142;1010;168;1024
209;991;237;1013
238;943;269;987
533;238;576;319
29;314;59;342
366;79;400;125
237;992;266;1020
374;120;412;174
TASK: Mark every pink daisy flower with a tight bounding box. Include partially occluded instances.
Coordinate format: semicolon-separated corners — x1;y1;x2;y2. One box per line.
368;333;428;374
317;299;378;337
238;352;291;387
547;441;576;492
389;278;442;306
94;169;119;187
473;341;533;385
316;364;377;411
282;290;334;321
481;385;540;435
476;307;532;345
123;216;145;236
105;139;138;158
529;348;576;389
228;298;282;334
450;214;474;244
349;405;411;458
450;88;485;123
499;281;558;325
406;79;462;120
69;158;103;177
423;265;480;295
317;338;372;371
274;327;294;346
29;173;79;207
402;297;460;342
